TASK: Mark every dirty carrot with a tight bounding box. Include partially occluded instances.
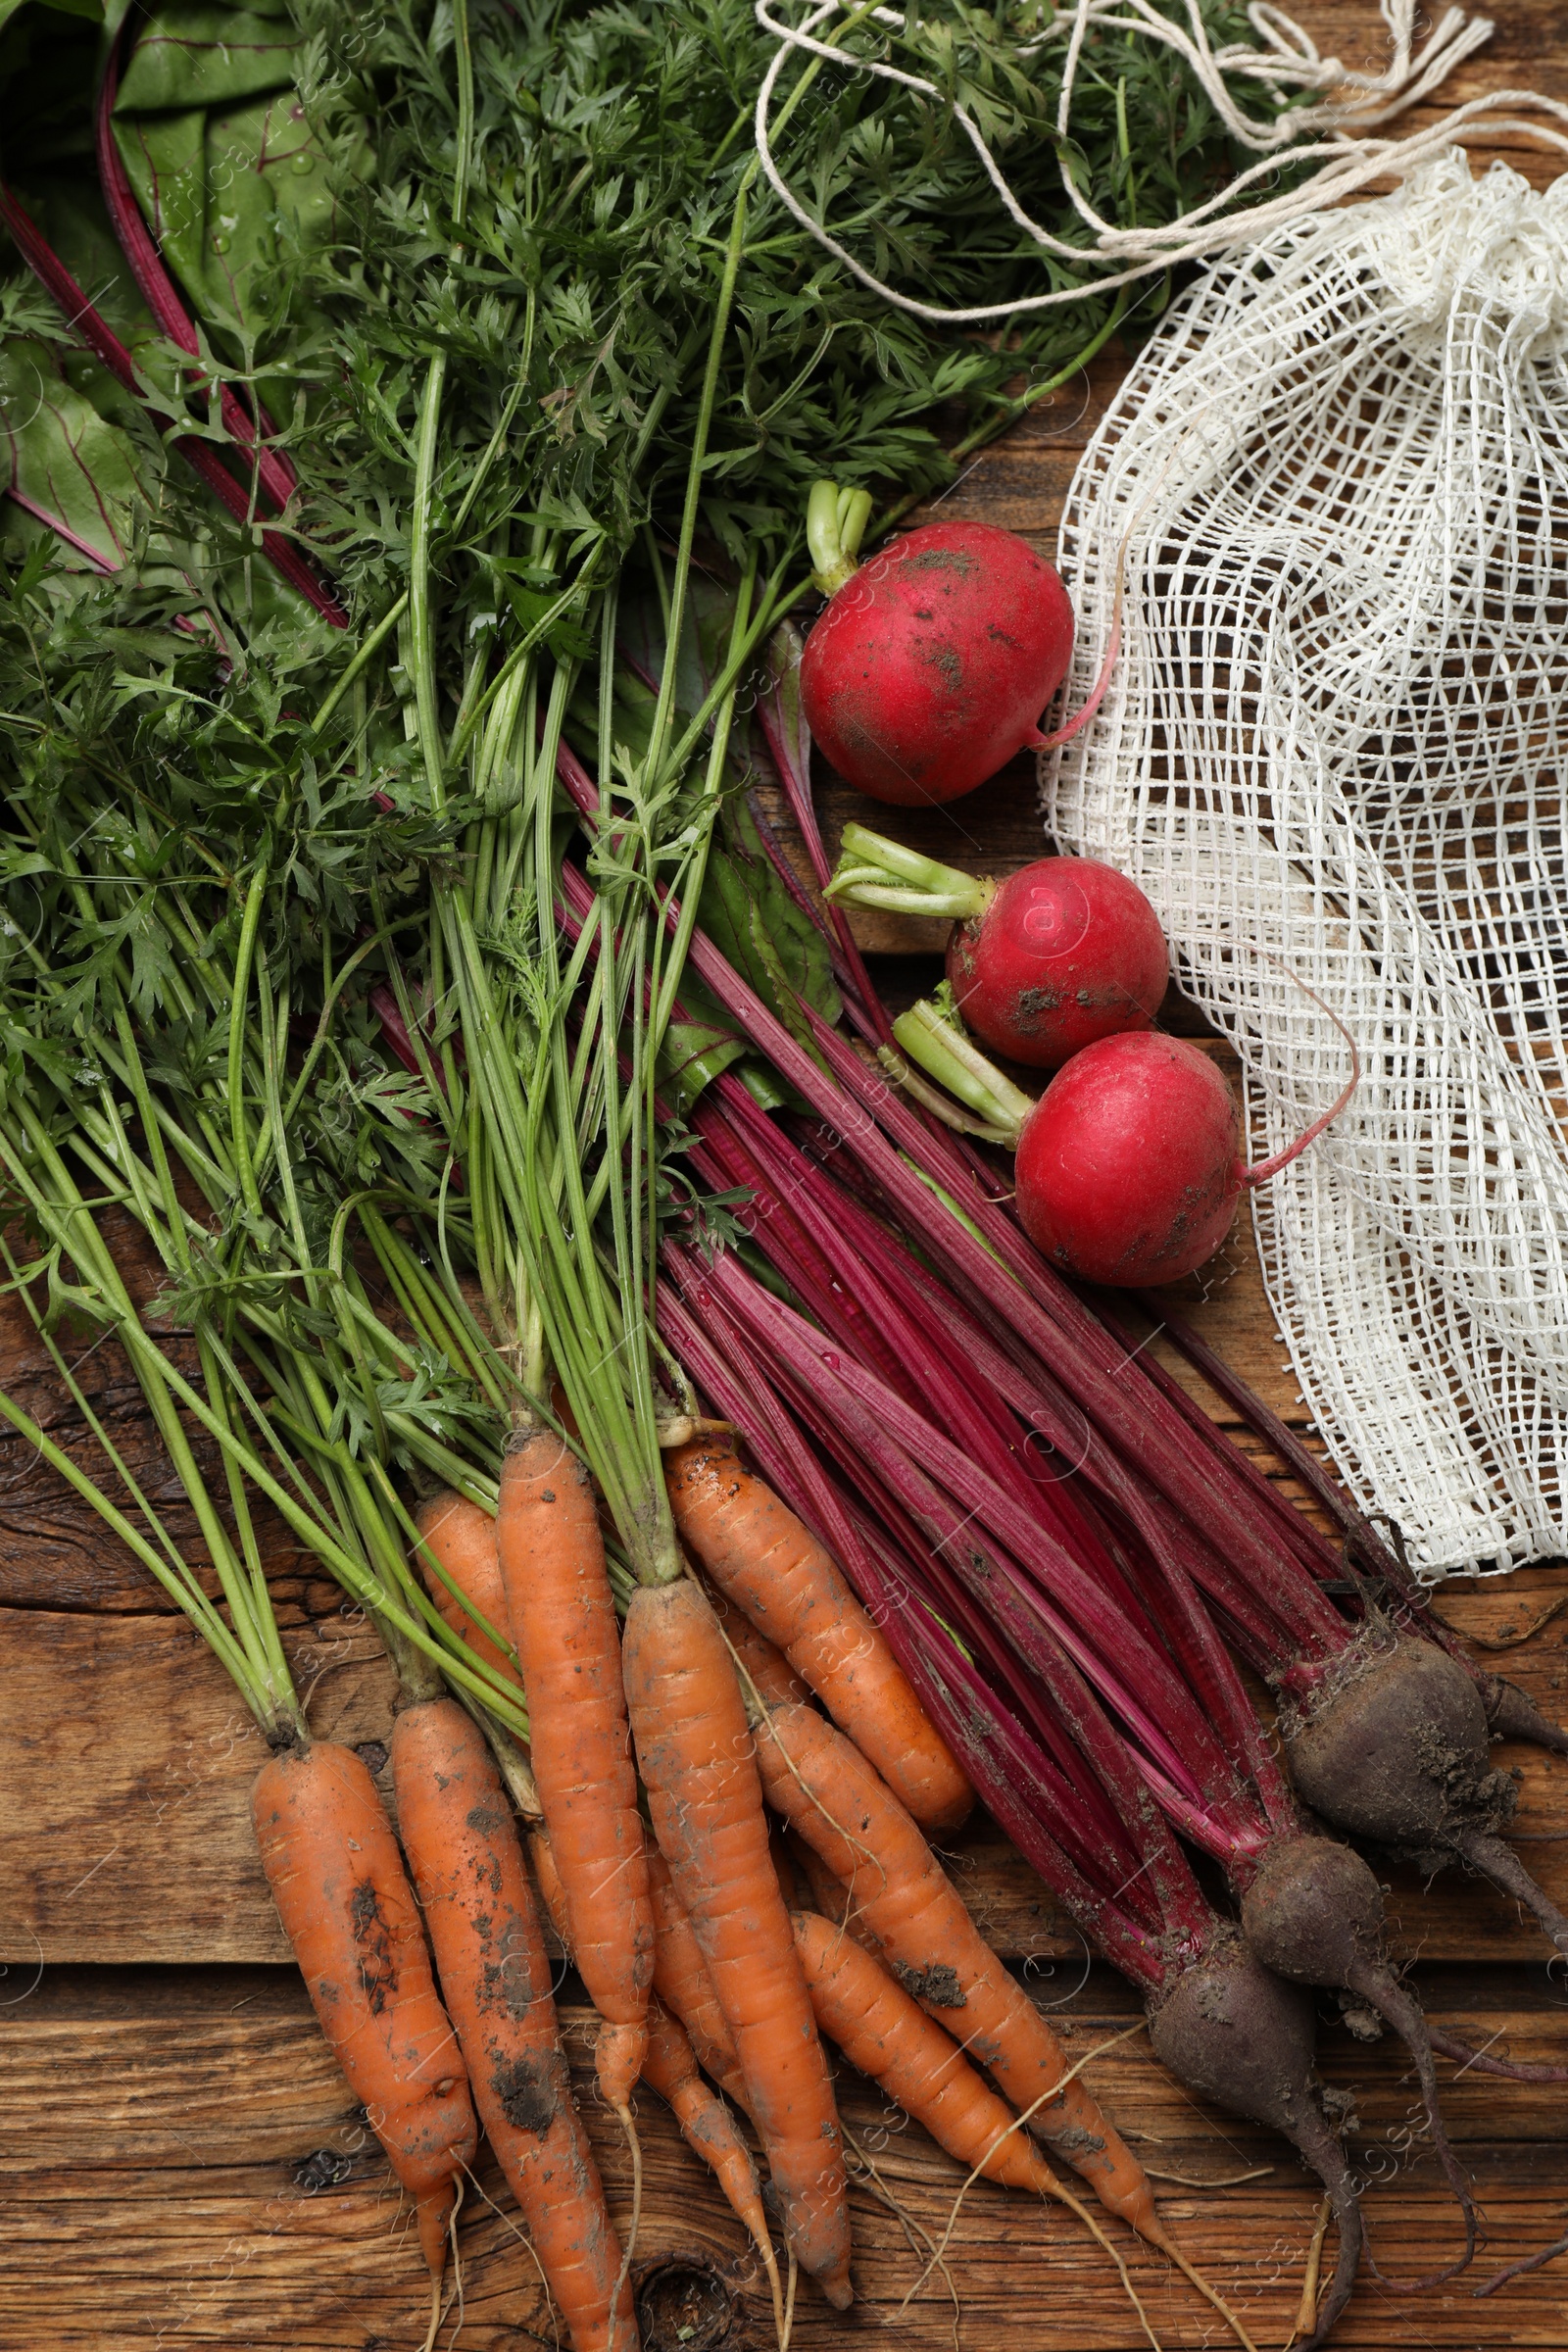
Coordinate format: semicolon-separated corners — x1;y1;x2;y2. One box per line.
791;1902;1169;2343
497;1430;653;2119
252;1741;477;2286
644;1846;752;2114
533;1822;785;2329
623;1577;855;2309
793;1906;1079;2193
708;1585;810;1710
391;1699;636;2352
415;1490;524;1693
786;1829;881;1956
755;1696;1160;2241
668;1435;972;1832
640;1997;782;2323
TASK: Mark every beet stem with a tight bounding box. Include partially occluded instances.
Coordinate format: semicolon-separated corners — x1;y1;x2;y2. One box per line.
97;23;300;516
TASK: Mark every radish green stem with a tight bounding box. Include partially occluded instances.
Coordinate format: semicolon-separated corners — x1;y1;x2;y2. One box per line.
826;821;994;920
891;1000;1035;1135
806;479;872;594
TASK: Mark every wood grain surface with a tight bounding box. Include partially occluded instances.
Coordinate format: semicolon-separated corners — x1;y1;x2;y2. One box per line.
6;8;1568;2345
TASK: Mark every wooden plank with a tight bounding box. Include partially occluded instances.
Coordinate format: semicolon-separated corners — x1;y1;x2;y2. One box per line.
0;1609;397;1966
6;1583;1568;1968
4;1969;1566;2351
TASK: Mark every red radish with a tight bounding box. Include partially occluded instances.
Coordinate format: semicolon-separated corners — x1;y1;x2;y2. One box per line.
798;481;1109;808
890;1008;1359;1288
827;824;1168;1066
1017;1035;1245;1283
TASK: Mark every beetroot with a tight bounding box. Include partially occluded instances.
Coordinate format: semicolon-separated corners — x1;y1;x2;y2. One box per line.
1238;1836;1476;2278
1148;1936;1362;2349
890;1004;1359;1287
827;824;1168;1068
1281;1629;1568;1954
800;491;1074;807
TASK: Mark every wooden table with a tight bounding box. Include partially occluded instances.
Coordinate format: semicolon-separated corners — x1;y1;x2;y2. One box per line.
6;12;1568;2344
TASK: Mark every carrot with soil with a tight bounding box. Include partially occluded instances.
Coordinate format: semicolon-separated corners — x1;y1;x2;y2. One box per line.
416;1490;524;1695
531;1822;782;2319
666;1433;971;1831
790;1907;1163;2342
755;1697;1151;2225
391;1697;637;2352
753;1692;1262;2348
496;1431;653;2121
622;1577;855;2309
644;1846;753;2115
253;1740;477;2289
0;1183;481;2327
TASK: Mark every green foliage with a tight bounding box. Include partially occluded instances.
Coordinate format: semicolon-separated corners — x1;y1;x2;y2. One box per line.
0;0;1314;1607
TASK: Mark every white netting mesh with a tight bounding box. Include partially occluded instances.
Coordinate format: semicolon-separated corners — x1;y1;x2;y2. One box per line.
1047;152;1568;1579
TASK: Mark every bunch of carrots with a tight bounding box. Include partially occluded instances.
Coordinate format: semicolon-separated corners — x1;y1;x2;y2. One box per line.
9;5;1568;2348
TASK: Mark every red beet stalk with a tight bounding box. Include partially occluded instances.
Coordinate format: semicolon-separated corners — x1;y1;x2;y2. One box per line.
0;185;346;627
97;27;301;520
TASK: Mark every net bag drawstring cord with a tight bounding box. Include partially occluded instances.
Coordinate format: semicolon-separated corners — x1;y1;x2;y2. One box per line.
753;0;1568;326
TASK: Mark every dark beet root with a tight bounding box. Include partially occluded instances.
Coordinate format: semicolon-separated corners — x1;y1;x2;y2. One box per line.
1281;1631;1568;1956
1149;1936;1361;2349
1282;1634;1506;1852
1240;1838;1476;2280
1482;1674;1568;1759
1426;2024;1568;2083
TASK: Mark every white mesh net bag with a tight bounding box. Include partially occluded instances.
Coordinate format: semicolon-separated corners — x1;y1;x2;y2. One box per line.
1047;150;1568;1579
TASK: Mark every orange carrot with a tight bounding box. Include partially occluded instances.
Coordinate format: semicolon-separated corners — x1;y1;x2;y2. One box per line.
534;1824;777;2301
644;1847;751;2115
497;1430;652;2115
708;1587;808;1710
391;1700;636;2352
414;1490;522;1693
793;1908;1187;2349
639;1998;775;2281
787;1829;880;1955
792;1907;1064;2194
622;1578;854;2309
667;1435;971;1831
251;1741;476;2279
755;1697;1162;2246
